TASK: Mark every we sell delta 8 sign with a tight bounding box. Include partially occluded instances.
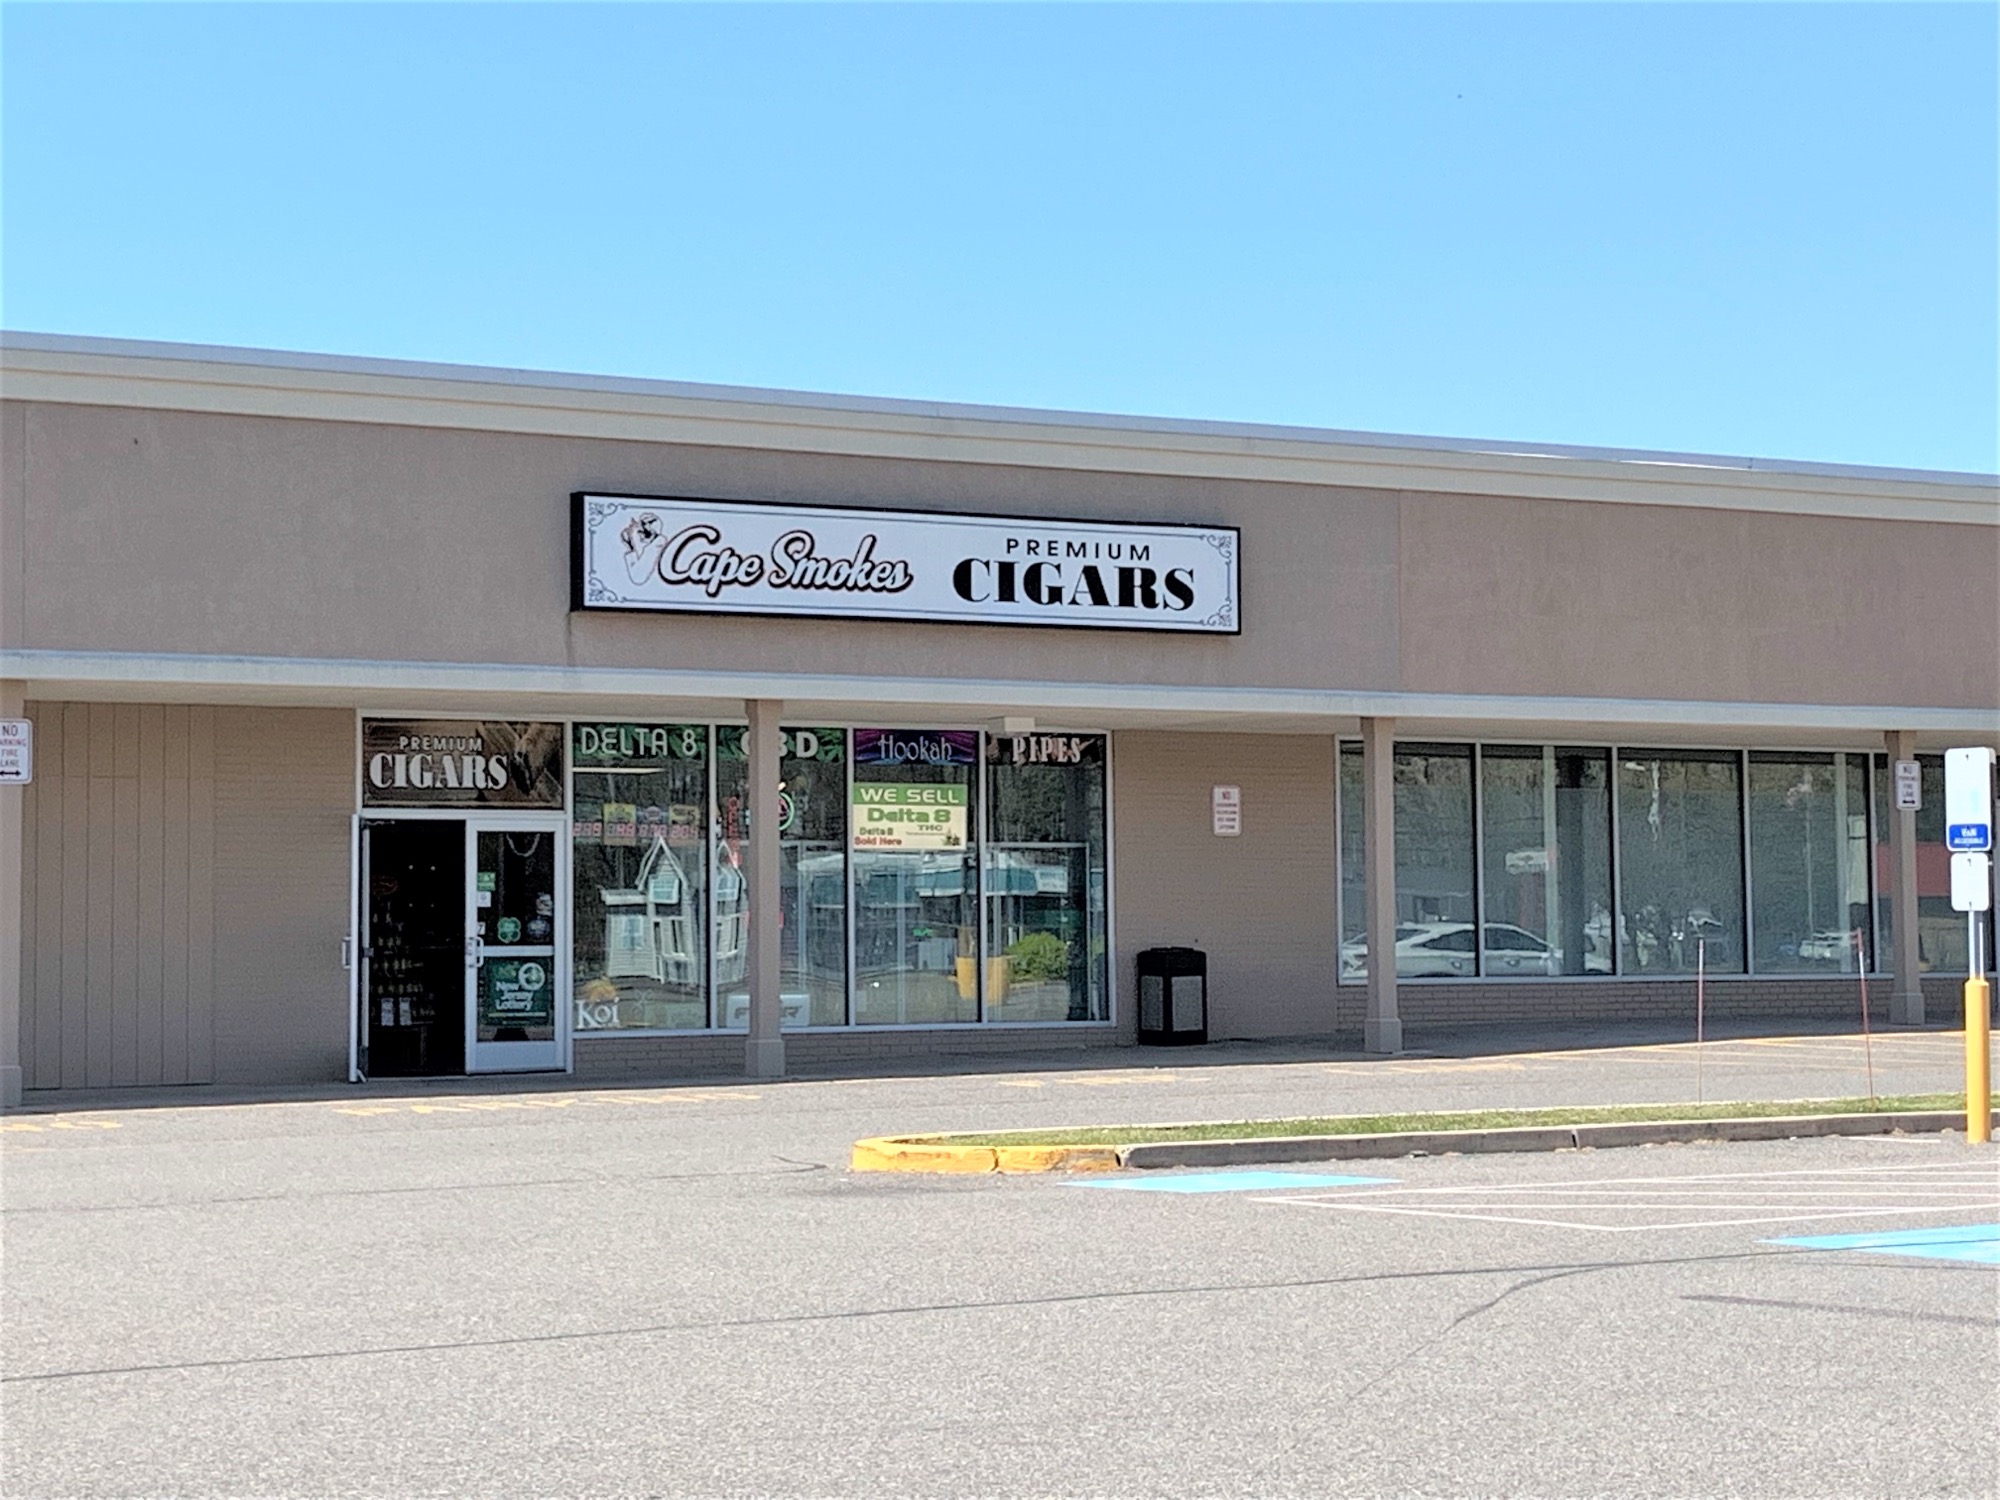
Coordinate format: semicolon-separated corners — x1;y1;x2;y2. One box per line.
572;494;1240;633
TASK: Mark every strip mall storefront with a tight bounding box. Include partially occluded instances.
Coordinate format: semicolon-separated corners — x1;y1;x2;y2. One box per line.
354;717;1112;1079
2;334;1995;1097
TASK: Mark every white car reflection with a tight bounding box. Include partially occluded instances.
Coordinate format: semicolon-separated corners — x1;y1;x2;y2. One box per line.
1339;922;1567;979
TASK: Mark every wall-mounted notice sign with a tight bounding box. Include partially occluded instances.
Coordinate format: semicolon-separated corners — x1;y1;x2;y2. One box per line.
852;784;969;851
0;719;30;784
1894;759;1922;812
573;493;1240;633
1212;785;1242;837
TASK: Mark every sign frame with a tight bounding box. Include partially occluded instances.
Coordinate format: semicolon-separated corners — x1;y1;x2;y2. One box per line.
0;719;30;785
1949;852;1991;913
571;491;1242;636
1942;746;1994;853
1893;759;1922;812
1211;784;1242;837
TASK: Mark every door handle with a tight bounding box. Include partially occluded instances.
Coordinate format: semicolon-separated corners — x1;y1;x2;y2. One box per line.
467;934;486;968
340;937;353;971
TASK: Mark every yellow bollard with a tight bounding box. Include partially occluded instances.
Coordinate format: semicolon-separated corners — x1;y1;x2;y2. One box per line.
1967;978;1992;1145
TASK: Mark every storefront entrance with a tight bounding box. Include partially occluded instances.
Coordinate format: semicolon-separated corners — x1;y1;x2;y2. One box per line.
356;814;568;1077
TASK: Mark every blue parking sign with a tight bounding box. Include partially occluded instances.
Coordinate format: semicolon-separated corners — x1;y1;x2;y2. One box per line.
1946;822;1991;852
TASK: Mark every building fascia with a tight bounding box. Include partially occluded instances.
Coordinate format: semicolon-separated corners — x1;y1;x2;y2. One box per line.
3;333;1995;526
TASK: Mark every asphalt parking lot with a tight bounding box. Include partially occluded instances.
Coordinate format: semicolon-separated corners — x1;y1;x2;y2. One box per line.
5;1031;1996;1499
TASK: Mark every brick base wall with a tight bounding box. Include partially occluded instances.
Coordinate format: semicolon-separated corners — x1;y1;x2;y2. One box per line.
572;973;1981;1081
573;1025;1125;1081
1319;973;1971;1033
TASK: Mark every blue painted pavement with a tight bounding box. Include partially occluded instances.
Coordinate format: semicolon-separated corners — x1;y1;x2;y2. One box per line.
1769;1223;2000;1265
1067;1170;1396;1194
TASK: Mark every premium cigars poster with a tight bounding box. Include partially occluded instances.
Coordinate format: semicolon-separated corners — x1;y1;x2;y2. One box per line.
362;720;565;808
573;493;1239;633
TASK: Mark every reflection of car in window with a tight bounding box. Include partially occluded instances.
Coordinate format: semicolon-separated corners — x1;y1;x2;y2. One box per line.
1795;930;1859;964
1340;921;1566;978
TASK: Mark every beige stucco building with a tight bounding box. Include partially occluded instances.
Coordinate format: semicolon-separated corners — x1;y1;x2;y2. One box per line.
1;332;1995;1100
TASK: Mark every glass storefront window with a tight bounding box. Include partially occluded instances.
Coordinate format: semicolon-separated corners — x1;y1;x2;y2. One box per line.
1393;744;1476;978
1617;751;1745;974
1480;746;1614;976
984;734;1110;1022
570;723;710;1031
1338;743;1367;980
852;730;979;1025
1749;753;1871;973
716;727;848;1027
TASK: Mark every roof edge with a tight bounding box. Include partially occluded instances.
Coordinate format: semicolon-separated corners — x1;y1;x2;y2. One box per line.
4;331;1996;515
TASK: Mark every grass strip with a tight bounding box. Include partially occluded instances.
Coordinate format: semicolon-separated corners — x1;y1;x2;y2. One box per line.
937;1092;1993;1148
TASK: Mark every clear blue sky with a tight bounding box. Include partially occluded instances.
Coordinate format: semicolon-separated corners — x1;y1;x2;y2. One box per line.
4;3;1995;472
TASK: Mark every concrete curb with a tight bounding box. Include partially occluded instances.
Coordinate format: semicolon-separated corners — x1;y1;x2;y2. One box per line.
851;1110;1974;1174
851;1136;1124;1174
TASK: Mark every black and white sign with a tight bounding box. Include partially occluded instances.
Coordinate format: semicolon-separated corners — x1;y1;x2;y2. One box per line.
1212;784;1242;837
1893;759;1922;811
572;494;1239;633
0;719;30;785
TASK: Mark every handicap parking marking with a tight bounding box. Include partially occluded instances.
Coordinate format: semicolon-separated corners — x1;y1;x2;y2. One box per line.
1067;1170;1397;1194
1768;1223;2000;1266
1261;1159;2000;1233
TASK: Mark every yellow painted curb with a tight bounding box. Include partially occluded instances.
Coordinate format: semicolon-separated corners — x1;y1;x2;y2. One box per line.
993;1144;1123;1174
851;1136;995;1173
851;1136;1125;1174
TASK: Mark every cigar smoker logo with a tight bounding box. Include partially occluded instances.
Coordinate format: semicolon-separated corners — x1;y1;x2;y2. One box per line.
621;513;914;599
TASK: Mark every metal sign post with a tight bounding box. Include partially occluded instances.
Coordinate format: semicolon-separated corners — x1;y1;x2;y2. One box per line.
1944;748;1994;1145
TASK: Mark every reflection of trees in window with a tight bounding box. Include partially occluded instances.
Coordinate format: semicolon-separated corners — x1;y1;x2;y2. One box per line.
1394;745;1475;931
1618;752;1744;974
1749;754;1871;973
570;727;711;1032
985;738;1108;1023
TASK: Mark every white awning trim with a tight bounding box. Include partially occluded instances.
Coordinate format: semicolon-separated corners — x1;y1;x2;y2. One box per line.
5;649;1995;747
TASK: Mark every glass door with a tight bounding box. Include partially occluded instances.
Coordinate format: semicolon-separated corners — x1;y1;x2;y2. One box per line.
466;817;566;1073
362;819;468;1077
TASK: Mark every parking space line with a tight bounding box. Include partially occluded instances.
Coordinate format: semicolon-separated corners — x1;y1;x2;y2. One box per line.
1070;1171;1396;1194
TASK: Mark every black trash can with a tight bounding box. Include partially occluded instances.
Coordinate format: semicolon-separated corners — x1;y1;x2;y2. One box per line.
1136;946;1207;1045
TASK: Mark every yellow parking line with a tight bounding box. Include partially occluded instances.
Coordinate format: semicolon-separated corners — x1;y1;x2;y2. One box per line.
0;1118;122;1132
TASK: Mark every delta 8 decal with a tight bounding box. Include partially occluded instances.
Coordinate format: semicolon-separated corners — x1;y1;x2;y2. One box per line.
573;494;1239;633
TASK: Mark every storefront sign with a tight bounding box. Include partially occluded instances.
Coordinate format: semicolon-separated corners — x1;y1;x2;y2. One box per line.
362;720;564;808
852;784;969;850
573;494;1240;634
855;728;978;766
572;723;706;768
988;733;1103;766
717;726;844;762
479;959;553;1028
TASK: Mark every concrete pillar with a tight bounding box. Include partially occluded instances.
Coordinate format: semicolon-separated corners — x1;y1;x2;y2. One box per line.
1362;715;1401;1054
0;681;22;1106
744;699;786;1079
1885;730;1924;1025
